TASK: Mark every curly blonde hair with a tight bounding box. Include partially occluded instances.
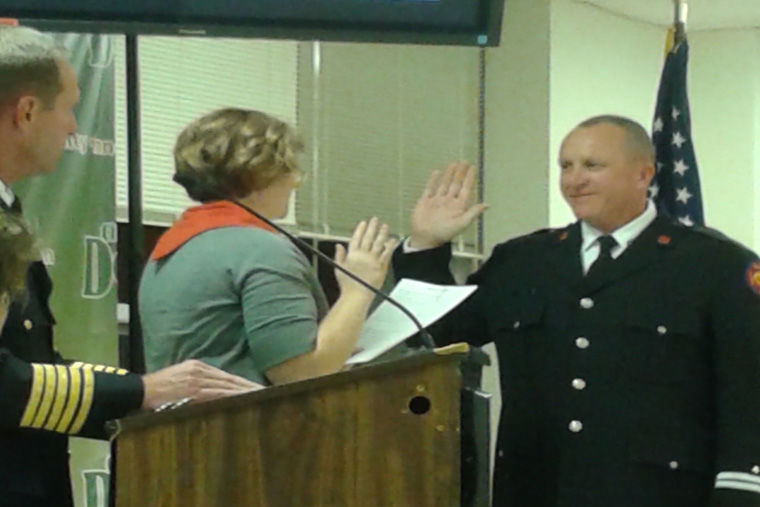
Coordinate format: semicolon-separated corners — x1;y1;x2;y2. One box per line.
0;210;37;298
173;108;303;202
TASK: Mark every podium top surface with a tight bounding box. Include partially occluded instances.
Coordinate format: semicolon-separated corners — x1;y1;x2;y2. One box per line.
110;344;470;435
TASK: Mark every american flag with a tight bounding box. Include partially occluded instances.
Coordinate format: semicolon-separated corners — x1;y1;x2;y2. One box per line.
649;38;704;227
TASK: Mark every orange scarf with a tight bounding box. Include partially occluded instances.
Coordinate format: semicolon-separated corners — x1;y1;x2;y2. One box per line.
151;200;276;260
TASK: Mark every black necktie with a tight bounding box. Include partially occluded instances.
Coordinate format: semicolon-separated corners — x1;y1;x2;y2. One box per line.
10;197;21;214
586;235;617;278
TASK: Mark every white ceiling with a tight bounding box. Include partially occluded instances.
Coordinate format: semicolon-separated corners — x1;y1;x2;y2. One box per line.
577;0;760;30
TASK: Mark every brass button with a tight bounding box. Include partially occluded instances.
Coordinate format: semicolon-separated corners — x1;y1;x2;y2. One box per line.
657;325;667;335
23;319;33;330
513;320;521;329
575;337;590;349
669;460;679;470
580;297;594;309
571;378;587;390
752;465;760;475
568;420;583;433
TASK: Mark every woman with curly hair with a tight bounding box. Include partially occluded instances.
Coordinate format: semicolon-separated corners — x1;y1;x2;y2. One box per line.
0;210;37;329
140;108;397;386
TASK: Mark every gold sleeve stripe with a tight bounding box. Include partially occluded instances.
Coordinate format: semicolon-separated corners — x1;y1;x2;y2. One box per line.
19;364;46;427
43;365;71;431
72;361;128;376
68;364;94;434
55;365;82;433
31;365;57;428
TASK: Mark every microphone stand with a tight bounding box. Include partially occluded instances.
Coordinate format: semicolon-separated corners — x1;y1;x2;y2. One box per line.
230;199;436;349
233;199;493;505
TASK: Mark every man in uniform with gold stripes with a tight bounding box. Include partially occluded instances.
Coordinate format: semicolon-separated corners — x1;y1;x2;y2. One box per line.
0;25;260;507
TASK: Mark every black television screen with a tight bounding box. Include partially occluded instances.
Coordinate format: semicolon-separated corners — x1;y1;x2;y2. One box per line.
5;0;505;46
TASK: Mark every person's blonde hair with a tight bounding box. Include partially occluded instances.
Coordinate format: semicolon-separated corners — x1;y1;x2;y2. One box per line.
173;108;303;202
0;210;37;298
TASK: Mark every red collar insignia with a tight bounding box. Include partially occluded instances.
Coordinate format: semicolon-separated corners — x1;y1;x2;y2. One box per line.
558;231;568;241
746;261;760;295
657;235;672;246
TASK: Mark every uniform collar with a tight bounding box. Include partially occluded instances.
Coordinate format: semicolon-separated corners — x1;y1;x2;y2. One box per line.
580;200;657;259
550;208;676;293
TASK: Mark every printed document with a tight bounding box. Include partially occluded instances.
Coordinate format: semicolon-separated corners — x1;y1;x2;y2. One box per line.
346;278;477;365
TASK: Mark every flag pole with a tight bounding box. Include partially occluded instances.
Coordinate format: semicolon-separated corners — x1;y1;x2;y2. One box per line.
652;0;705;227
673;0;688;46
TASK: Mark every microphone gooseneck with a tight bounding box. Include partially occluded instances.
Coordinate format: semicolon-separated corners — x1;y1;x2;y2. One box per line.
231;199;435;349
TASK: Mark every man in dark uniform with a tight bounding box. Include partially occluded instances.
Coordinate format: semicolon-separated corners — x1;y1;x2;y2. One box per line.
394;116;760;506
0;25;261;506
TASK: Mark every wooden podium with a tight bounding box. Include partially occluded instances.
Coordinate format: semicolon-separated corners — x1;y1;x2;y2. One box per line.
112;346;470;506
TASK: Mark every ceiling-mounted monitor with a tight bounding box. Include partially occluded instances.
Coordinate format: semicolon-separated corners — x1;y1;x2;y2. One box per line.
5;0;506;46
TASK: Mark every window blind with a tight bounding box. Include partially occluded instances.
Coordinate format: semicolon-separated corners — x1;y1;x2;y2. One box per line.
114;36;298;225
296;42;481;254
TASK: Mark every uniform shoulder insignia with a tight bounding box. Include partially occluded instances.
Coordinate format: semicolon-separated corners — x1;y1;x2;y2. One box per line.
746;261;760;295
655;234;671;245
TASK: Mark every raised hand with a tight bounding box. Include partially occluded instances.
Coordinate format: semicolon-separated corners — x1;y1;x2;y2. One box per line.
409;162;488;249
334;217;397;294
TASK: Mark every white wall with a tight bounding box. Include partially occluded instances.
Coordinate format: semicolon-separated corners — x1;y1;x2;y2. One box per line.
484;0;552;252
688;29;760;252
545;1;760;253
548;0;664;228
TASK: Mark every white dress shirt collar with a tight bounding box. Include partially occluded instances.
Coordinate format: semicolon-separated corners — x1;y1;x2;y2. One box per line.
580;200;657;273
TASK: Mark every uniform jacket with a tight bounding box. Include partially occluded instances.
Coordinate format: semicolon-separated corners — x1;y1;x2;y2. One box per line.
393;216;760;507
0;202;144;506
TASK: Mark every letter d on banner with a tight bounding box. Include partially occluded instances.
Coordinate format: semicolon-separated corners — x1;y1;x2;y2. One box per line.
82;222;117;299
82;469;109;507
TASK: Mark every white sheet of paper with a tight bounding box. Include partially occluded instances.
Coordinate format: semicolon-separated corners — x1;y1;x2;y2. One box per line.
345;278;477;365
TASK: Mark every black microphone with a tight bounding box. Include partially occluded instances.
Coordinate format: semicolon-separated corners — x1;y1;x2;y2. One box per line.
230;199;436;349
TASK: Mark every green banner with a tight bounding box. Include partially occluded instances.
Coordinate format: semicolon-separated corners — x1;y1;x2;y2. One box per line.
12;32;118;507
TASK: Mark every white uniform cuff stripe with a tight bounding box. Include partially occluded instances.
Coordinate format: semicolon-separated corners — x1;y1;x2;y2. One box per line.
715;480;760;495
716;472;760;486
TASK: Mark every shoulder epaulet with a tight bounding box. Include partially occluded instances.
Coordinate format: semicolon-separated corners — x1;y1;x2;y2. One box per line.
528;226;573;243
680;222;747;247
675;222;760;260
495;226;570;251
682;223;731;241
528;227;560;238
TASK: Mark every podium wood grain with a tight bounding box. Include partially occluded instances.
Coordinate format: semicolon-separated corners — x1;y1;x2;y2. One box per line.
114;351;464;506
